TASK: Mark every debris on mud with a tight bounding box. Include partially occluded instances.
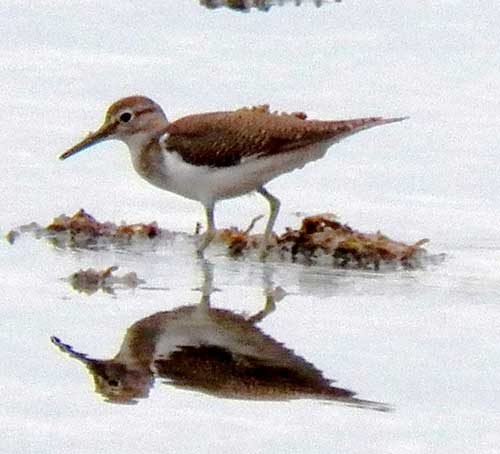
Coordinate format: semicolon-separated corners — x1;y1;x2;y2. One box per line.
6;209;170;248
216;213;438;269
66;266;145;295
7;209;440;269
199;0;334;13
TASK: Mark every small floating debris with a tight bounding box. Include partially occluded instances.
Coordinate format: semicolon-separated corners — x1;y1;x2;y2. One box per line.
6;209;170;248
200;0;338;13
216;213;439;269
67;266;145;295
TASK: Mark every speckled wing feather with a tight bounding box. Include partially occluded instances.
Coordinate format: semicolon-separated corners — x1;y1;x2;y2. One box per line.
163;106;399;168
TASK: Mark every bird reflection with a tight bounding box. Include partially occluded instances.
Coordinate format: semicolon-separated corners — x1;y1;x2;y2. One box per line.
51;261;387;410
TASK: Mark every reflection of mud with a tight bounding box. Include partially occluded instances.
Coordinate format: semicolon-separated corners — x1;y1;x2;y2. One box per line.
200;0;335;12
67;266;145;295
51;261;387;411
8;210;439;270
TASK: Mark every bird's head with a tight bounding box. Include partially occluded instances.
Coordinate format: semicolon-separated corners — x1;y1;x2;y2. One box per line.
59;96;168;160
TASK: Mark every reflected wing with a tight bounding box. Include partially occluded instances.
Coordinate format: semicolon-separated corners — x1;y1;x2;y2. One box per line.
154;344;354;399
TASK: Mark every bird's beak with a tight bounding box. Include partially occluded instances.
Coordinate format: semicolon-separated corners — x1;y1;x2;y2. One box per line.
59;121;117;160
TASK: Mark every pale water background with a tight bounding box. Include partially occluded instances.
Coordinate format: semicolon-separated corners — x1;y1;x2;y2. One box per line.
1;1;499;453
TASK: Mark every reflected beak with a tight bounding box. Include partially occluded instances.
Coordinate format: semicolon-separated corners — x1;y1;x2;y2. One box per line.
51;335;92;365
59;122;117;160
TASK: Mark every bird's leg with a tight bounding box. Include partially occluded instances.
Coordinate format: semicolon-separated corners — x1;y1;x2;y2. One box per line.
247;265;288;323
246;293;277;324
196;204;216;257
196;259;215;313
257;187;281;259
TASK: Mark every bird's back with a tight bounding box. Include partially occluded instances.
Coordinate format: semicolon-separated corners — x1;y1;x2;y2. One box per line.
163;105;398;168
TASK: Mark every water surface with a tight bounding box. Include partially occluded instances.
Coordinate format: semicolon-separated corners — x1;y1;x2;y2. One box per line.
1;1;499;453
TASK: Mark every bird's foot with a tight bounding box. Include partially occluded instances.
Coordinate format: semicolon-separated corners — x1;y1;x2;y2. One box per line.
259;247;269;261
196;230;215;257
258;239;273;261
243;214;264;235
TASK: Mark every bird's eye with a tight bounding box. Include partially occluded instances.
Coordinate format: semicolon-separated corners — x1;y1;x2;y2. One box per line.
119;112;133;123
108;379;120;387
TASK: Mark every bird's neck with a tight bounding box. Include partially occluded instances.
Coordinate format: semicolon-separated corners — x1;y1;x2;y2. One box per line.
125;129;167;184
113;320;161;370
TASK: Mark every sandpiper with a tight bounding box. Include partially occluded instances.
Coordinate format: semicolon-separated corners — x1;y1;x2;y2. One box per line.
60;96;406;257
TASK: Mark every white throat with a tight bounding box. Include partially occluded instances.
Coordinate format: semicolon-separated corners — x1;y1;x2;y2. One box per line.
123;132;155;161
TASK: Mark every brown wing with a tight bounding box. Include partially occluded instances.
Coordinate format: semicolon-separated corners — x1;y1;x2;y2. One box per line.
153;344;354;400
163;106;404;168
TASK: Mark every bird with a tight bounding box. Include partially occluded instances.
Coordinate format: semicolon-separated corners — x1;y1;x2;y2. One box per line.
60;96;406;257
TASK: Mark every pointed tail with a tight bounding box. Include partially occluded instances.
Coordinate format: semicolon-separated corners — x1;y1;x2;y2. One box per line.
337;115;409;132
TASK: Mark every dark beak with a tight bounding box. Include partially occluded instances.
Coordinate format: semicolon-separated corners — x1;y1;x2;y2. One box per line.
59;122;116;160
51;335;93;365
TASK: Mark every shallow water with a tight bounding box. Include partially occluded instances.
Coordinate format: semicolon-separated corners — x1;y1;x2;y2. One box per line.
1;1;500;453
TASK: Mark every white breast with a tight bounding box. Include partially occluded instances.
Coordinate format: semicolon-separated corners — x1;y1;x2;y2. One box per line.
152;309;256;360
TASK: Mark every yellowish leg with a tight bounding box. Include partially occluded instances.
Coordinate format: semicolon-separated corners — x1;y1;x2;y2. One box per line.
246;293;277;324
257;187;281;259
196;204;216;257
